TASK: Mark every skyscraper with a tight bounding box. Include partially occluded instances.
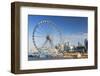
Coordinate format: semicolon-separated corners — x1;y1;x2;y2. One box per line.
84;39;88;52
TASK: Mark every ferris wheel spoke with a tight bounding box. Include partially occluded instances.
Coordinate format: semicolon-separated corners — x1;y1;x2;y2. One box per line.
35;31;43;34
35;28;44;34
34;36;46;38
48;27;54;34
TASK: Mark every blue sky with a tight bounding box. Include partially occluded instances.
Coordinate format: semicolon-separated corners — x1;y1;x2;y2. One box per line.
28;15;88;51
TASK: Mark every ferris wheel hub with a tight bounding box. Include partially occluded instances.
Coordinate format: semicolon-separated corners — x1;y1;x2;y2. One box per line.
46;35;51;41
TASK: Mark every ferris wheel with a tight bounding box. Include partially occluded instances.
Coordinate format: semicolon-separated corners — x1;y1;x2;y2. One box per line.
32;20;62;52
